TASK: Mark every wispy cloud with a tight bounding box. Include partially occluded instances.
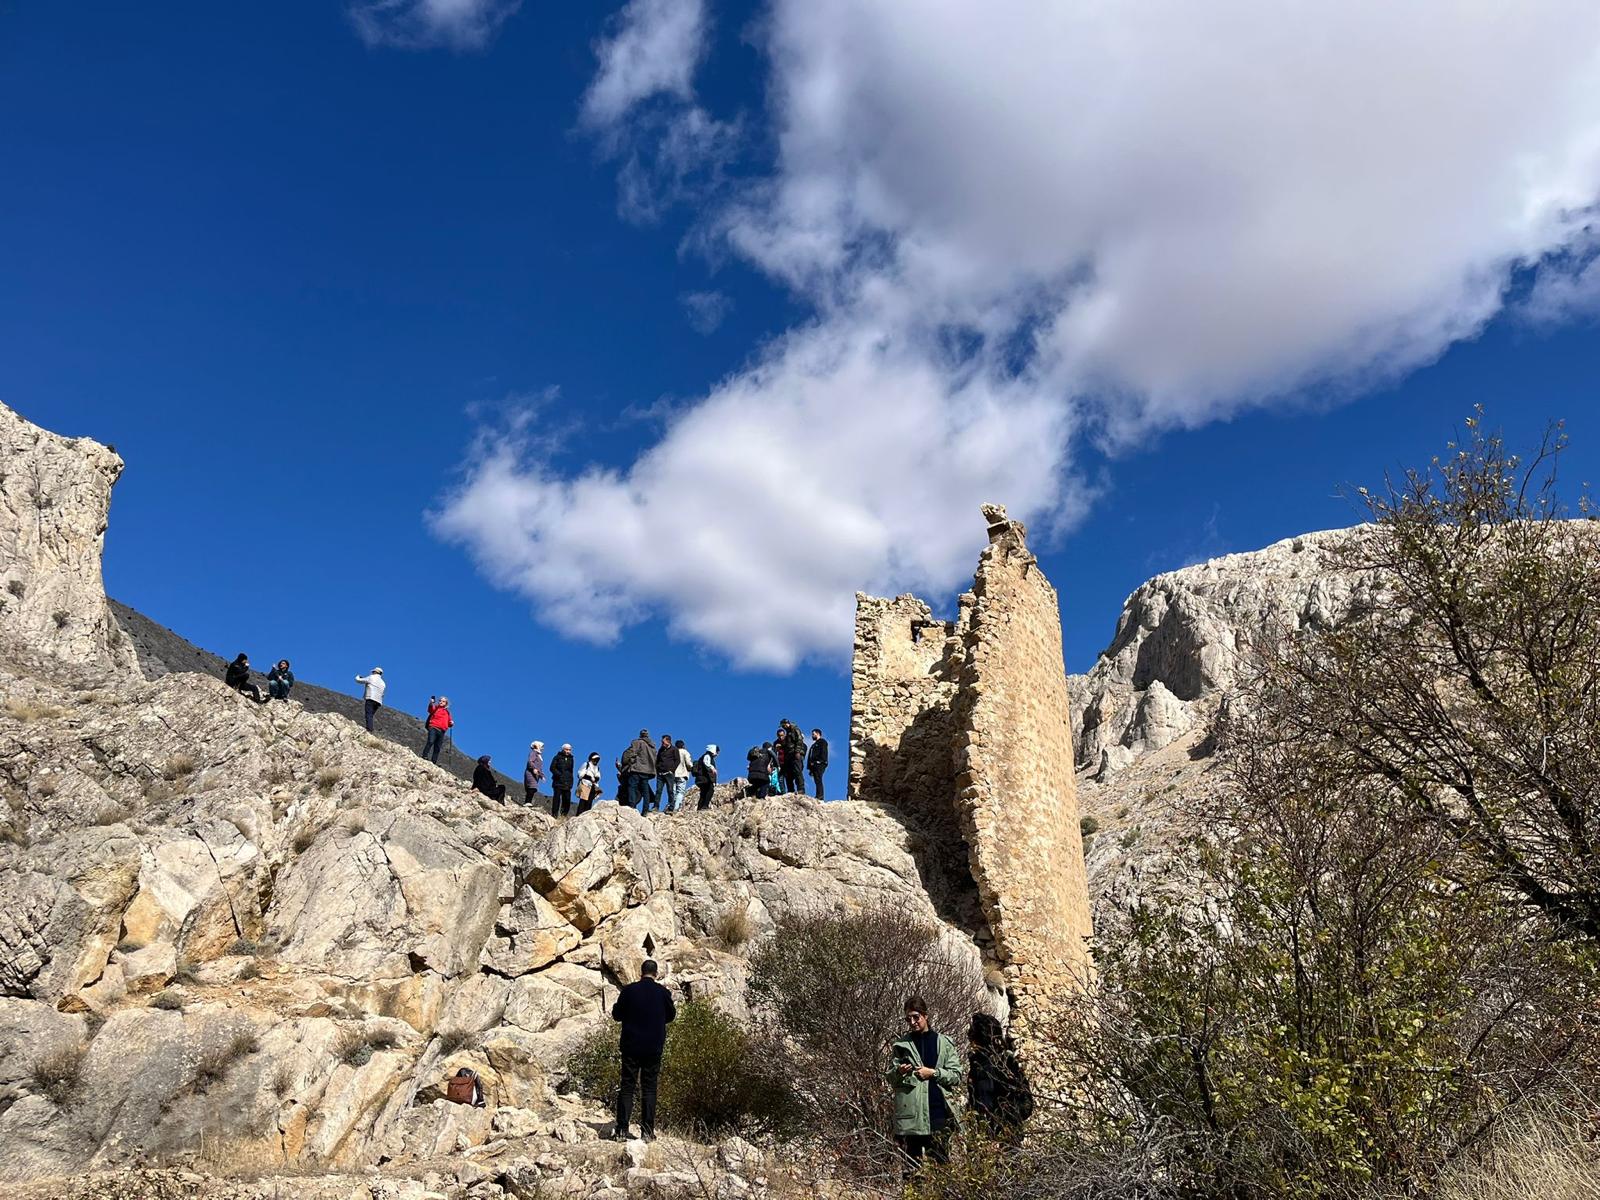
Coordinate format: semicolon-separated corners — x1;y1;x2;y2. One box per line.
349;0;518;50
680;289;731;334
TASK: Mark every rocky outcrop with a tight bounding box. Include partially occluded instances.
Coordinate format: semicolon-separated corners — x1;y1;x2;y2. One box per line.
1071;529;1380;780
0;401;136;677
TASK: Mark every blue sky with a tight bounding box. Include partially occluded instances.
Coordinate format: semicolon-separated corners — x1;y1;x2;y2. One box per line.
5;1;1600;784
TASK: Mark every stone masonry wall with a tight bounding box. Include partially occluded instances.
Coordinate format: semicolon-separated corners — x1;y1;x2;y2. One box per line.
849;506;1093;1058
951;509;1094;1050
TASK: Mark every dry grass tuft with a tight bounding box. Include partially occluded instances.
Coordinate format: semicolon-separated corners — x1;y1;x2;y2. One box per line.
713;905;756;948
31;1044;87;1107
1434;1105;1600;1200
162;754;197;781
315;767;343;795
4;698;68;722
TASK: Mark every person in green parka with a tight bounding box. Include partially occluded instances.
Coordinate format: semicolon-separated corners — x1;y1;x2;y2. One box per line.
886;995;963;1167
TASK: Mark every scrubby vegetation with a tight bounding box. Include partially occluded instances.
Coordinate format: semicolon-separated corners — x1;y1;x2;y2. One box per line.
567;999;801;1138
30;1044;87;1107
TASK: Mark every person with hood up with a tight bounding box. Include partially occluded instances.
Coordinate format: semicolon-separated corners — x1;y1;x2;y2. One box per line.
472;755;506;803
887;995;963;1169
621;730;656;813
670;738;693;813
693;745;719;809
523;741;545;806
577;752;603;814
652;734;677;813
965;1012;1033;1143
549;744;575;817
807;728;830;801
225;654;266;703
422;695;453;763
267;659;295;701
355;667;386;731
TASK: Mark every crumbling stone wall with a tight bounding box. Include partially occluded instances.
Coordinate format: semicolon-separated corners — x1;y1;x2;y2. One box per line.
850;505;1093;1052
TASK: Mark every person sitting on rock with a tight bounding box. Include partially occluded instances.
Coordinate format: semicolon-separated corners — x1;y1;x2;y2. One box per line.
611;959;676;1142
523;740;545;806
694;745;719;809
577;752;603;814
355;666;385;731
422;695;452;763
472;755;506;803
224;653;266;703
266;659;295;701
549;743;575;817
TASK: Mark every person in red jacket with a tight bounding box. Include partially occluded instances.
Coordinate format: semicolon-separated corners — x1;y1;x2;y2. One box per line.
422;696;453;764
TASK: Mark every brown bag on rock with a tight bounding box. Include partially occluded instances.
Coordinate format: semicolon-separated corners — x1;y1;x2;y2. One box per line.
446;1072;476;1104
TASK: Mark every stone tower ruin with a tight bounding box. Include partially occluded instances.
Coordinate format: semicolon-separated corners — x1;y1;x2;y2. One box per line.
849;505;1094;1049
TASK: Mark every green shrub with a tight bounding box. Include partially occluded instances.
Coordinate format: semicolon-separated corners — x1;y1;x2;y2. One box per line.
1078;815;1100;837
566;1000;800;1138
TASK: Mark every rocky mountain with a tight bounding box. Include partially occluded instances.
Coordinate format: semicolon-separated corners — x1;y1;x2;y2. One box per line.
0;397;1395;1198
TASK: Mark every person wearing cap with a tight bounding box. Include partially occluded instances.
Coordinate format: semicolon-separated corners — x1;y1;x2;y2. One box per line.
549;744;575;817
355;667;386;732
422;695;453;763
523;741;545;806
577;752;604;814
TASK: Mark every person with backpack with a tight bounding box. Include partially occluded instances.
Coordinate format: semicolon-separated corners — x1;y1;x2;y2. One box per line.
578;752;604;814
472;755;506;803
611;959;676;1142
549;744;575;817
355;667;385;731
807;728;830;800
966;1012;1033;1144
621;730;656;813
523;741;545;806
422;695;453;763
652;734;677;813
266;659;295;701
887;996;962;1169
780;721;805;794
693;745;719;809
225;653;267;703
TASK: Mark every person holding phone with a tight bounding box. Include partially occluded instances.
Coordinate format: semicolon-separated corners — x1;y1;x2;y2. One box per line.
885;995;962;1167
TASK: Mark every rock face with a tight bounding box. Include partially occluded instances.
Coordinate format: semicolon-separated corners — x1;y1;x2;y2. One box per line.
849;505;1094;1057
0;401;137;677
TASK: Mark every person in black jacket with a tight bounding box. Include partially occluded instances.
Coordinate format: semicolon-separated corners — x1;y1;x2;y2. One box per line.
651;735;676;813
966;1012;1033;1144
224;654;266;703
472;755;506;803
611;959;676;1141
807;728;830;800
549;744;575;817
780;721;805;794
746;745;771;798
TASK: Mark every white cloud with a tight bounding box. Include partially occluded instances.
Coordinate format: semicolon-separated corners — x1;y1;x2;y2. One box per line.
581;0;707;129
350;0;518;49
439;0;1600;669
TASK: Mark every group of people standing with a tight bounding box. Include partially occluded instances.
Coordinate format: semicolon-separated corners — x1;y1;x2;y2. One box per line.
617;731;723;814
745;719;829;800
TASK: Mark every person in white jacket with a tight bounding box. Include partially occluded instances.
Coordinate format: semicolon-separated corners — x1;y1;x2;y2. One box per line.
670;738;693;813
577;752;604;815
355;667;386;732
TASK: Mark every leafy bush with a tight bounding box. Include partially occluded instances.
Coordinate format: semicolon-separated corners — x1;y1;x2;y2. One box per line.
566;1000;801;1138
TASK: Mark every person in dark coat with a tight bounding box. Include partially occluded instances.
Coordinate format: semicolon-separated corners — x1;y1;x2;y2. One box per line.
611;959;676;1141
966;1012;1032;1143
549;744;575;817
224;654;266;703
694;744;719;809
621;731;657;812
472;755;506;803
807;728;830;800
266;659;295;701
746;745;770;798
652;734;676;813
780;721;805;794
